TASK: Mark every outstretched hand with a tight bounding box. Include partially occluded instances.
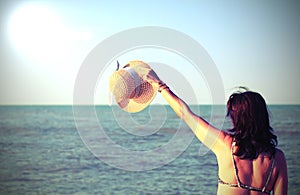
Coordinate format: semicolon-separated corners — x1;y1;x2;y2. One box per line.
132;64;163;88
143;69;162;86
125;61;164;89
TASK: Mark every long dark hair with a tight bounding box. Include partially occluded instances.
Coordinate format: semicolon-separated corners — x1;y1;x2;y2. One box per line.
227;90;277;160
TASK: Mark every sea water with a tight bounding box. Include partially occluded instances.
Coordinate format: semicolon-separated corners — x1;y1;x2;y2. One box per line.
0;105;299;194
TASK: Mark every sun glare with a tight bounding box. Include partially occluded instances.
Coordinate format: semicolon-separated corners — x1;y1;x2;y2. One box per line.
7;3;92;60
8;4;61;56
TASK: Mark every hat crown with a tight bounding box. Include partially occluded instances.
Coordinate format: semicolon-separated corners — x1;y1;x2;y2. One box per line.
109;60;157;113
109;67;142;100
123;67;142;99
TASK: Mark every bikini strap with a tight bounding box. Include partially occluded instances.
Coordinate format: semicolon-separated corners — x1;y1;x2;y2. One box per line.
231;141;242;187
232;141;275;193
262;157;275;193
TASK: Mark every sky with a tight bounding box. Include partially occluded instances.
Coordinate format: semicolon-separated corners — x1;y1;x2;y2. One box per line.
0;0;299;105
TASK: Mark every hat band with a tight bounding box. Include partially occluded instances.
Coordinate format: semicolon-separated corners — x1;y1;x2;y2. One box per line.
124;67;141;98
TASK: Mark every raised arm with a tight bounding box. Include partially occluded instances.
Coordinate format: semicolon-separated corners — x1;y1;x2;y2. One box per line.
144;69;227;154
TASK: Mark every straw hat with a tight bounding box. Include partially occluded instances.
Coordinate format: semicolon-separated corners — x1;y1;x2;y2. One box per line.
109;60;157;113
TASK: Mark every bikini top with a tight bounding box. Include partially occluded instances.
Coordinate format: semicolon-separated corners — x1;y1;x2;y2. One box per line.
218;142;275;194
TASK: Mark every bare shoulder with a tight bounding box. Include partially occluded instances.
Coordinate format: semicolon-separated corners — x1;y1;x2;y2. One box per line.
218;130;231;144
274;148;287;172
275;148;286;161
273;148;288;194
213;131;233;156
223;132;233;142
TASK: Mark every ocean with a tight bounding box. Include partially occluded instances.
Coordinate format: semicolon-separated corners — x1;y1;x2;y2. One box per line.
0;105;299;194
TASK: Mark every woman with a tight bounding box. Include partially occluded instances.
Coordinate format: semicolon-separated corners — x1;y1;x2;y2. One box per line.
144;69;288;195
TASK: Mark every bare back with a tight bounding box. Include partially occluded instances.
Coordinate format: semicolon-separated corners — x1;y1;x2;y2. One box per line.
216;134;288;195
